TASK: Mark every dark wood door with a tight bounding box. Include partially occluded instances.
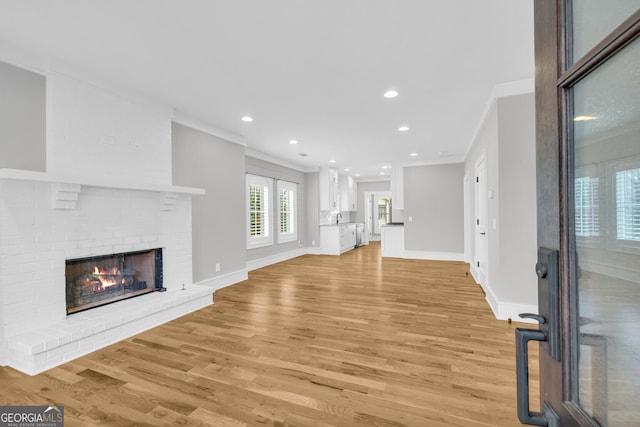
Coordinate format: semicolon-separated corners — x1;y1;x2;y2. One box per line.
518;1;640;426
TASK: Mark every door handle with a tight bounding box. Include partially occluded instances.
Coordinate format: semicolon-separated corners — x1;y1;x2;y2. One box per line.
516;327;547;426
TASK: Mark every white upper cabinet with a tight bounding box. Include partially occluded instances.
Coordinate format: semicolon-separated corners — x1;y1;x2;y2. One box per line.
390;166;404;210
339;174;357;211
319;167;339;211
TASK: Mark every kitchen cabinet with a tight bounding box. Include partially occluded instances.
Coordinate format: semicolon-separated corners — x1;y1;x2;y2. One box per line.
320;224;357;255
339;174;357;211
390;166;404;210
319;168;339;211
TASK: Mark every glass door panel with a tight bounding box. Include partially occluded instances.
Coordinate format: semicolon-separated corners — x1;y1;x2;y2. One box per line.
571;0;640;64
572;35;640;426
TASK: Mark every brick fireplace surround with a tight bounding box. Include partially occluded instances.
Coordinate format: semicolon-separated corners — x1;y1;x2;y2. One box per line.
0;171;211;375
0;71;212;375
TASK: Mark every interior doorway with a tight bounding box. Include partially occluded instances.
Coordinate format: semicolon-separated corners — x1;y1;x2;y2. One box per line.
364;191;391;241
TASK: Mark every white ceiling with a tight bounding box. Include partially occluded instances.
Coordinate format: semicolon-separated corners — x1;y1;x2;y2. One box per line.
0;0;534;180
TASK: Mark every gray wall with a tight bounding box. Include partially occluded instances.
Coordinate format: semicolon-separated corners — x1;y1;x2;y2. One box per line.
0;61;46;171
497;94;537;304
171;122;246;282
464;92;537;316
246;156;307;261
403;164;465;253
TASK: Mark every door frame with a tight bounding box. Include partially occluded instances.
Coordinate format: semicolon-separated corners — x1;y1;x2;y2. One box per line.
532;2;640;425
473;152;488;287
364;191;391;240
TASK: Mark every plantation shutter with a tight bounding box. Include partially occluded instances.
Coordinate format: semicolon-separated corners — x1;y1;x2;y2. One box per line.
616;167;640;242
247;175;273;248
574;176;600;238
278;180;297;242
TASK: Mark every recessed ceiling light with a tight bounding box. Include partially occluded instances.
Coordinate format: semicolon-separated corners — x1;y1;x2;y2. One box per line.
241;116;254;122
410;152;418;157
383;90;398;99
398;126;409;132
381;165;390;169
289;140;298;145
329;160;336;164
574;115;597;122
380;172;386;175
355;174;361;177
344;168;350;172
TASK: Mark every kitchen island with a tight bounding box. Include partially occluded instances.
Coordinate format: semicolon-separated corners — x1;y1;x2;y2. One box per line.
381;223;404;258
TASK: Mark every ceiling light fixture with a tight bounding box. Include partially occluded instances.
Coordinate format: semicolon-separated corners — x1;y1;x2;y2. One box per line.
410;152;418;157
355;174;361;177
381;165;390;169
383;90;398;99
574;115;597;122
289;140;298;145
380;172;386;175
329;159;336;164
344;168;350;172
241;116;254;122
398;126;409;132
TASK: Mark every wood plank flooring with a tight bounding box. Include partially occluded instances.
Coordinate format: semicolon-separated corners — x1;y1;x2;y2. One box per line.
0;242;538;426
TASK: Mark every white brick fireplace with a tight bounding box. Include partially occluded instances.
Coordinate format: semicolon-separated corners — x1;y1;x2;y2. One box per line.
0;71;211;375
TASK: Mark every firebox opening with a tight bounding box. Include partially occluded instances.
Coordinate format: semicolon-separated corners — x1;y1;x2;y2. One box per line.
65;248;163;315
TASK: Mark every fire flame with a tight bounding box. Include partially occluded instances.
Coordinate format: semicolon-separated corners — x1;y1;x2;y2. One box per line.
92;266;122;288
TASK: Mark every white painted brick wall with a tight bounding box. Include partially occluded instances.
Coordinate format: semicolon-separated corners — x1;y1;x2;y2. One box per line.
0;71;209;374
46;73;172;186
0;179;193;341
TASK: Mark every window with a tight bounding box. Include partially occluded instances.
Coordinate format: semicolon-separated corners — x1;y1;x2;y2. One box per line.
277;180;297;243
616;167;640;242
246;174;273;248
575;176;600;238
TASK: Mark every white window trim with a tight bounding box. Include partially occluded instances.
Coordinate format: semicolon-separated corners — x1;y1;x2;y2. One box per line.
277;180;298;243
246;174;274;249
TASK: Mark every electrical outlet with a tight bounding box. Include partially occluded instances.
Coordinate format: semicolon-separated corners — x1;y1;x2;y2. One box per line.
312;240;316;246
215;263;220;272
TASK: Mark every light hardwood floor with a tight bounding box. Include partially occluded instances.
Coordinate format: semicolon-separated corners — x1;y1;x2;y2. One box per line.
0;242;538;426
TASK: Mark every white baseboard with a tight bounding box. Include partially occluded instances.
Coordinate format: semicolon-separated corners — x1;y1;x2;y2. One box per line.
468;266;537;324
247;248;309;271
305;246;322;255
497;301;539;324
402;250;465;262
483;284;501;319
196;268;248;291
480;280;538;324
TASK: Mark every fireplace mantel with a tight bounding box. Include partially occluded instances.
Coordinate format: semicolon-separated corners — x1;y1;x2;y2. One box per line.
0;168;205;210
0;168;205;195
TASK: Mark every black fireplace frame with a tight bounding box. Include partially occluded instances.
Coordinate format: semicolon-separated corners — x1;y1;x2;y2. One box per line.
65;248;163;315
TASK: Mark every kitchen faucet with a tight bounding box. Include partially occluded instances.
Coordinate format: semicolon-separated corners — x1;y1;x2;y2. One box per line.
336;212;342;224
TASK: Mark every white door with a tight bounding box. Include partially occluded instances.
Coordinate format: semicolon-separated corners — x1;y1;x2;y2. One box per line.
474;157;488;284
